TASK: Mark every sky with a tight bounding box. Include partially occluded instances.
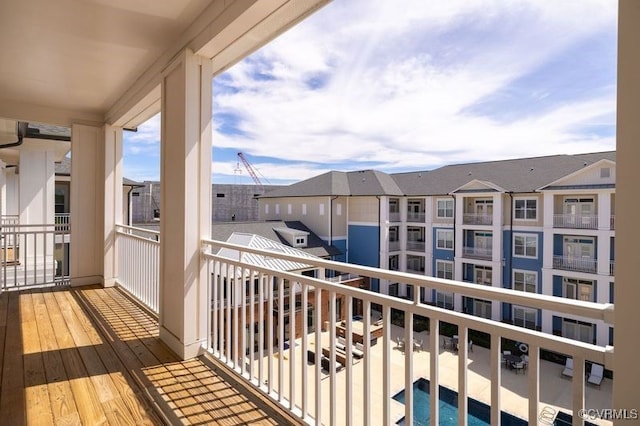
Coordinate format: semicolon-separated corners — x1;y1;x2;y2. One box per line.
123;0;618;185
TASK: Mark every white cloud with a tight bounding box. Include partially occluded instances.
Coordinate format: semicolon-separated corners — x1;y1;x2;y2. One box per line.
213;0;617;177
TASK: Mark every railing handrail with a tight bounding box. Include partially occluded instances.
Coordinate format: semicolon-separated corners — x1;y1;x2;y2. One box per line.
202;238;612;325
116;223;160;242
204;246;610;366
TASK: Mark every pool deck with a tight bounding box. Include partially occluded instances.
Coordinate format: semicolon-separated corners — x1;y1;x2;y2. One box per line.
257;322;612;425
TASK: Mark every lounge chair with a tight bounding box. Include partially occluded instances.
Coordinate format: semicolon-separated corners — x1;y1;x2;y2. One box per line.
588;363;604;387
562;357;574;378
501;350;511;368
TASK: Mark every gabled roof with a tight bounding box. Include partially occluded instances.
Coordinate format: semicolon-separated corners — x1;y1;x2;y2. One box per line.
217;232;319;273
392;151;616;196
260;170;403;198
211;221;341;258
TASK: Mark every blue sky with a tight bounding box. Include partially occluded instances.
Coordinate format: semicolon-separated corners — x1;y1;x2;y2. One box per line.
123;0;617;185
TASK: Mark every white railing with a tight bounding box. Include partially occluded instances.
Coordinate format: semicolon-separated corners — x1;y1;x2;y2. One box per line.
462;213;493;225
553;214;598;230
462;246;493;260
553;256;598;274
0;215;19;226
0;223;70;289
406;240;425;252
388;240;401;251
203;238;612;426
115;224;160;313
406;212;425;223
609;260;615;276
389;212;401;222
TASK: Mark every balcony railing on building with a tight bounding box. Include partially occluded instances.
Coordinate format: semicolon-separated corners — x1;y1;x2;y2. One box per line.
0;214;71;288
462;213;493;225
610;215;615;230
389;211;401;222
462;246;492;260
406;240;425;252
553;214;598;230
406;212;425;222
610;260;615;276
388;240;401;251
553;255;598;274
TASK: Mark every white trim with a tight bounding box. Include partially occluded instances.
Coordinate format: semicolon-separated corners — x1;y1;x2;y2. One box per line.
512;269;538;293
436;229;454;250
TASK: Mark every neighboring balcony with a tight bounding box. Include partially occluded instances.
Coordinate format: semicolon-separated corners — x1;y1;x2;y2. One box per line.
406;212;425;222
406;240;425;252
553;214;598;230
462;246;493;260
389;240;401;251
553;255;598;274
389;211;401;222
462;213;493;226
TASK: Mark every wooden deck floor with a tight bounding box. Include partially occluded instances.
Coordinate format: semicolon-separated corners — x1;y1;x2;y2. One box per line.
0;285;298;425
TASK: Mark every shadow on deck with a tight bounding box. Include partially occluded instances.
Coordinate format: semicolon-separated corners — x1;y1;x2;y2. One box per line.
0;285;299;425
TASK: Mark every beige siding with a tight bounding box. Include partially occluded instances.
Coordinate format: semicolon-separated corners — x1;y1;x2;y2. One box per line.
348;196;380;223
431;196;454;224
332;196;348;238
260;196;330;238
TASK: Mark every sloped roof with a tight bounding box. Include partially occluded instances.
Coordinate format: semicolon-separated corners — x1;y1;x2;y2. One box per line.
260;170;403;198
217;232;319;273
392;151;616;196
211;221;341;258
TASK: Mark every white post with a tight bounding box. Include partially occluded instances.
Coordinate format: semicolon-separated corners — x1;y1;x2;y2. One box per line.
70;124;105;286
103;125;123;287
158;48;212;360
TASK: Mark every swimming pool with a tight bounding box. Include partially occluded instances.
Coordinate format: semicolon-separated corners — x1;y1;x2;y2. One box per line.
392;378;527;426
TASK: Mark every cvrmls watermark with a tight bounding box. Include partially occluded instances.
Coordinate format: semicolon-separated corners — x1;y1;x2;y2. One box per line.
579;408;639;421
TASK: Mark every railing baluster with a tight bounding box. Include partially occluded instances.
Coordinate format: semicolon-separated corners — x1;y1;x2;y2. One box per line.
314;284;322;426
404;309;413;426
345;294;353;426
382;304;391;426
458;326;468;426
490;333;501;425
225;262;232;363
277;277;284;402
258;273;265;386
363;299;371;426
249;268;256;381
267;274;274;395
240;266;247;376
430;318;440;425
301;282;308;418
289;279;296;410
329;290;337;426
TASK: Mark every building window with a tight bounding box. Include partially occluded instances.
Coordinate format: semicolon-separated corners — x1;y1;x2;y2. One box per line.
436;291;454;310
600;167;610;178
563;277;594;302
436;229;454;250
389;283;399;297
513;270;537;293
436;260;453;280
319;203;325;216
337;203;342;216
294;237;306;246
514;198;537;220
513;306;537;329
388;255;399;271
473;299;492;319
287;204;292;215
436;198;454;219
216;193;225;198
302;204;307;215
513;233;537;258
563;318;594;344
407;255;425;273
275;204;280;215
265;204;269;214
473;265;492;285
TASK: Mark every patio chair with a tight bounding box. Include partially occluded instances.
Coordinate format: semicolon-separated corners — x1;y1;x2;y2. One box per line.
588;363;604;387
501;350;511;368
413;339;423;352
512;361;525;374
561;357;574;378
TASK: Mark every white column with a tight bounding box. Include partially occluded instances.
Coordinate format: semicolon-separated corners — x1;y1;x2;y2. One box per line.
615;0;640;414
70;124;105;286
542;192;555;270
0;160;6;216
19;149;55;225
597;191;612;231
103;125;123;287
159;48;212;360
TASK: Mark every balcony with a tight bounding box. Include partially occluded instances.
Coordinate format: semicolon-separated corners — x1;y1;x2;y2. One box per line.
553;255;598;274
462;246;493;260
463;213;493;226
388;240;401;251
406;212;425;223
389;212;401;222
0;225;615;425
406;240;426;252
553;214;599;230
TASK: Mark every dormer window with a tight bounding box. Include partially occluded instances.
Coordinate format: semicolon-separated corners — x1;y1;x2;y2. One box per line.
294;236;307;247
600;167;610;178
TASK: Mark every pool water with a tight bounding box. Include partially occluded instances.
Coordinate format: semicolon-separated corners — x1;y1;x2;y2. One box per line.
393;378;528;426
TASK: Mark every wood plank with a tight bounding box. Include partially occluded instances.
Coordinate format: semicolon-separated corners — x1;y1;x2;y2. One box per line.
62;289;159;425
42;290;107;426
31;290;81;425
21;291;54;425
0;291;26;424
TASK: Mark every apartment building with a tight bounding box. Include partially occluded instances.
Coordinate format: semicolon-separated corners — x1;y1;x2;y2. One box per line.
259;151;616;347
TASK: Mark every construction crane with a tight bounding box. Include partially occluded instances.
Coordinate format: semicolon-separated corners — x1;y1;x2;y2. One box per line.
236;152;264;190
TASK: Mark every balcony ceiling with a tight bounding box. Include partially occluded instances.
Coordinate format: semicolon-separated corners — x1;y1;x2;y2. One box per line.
0;0;329;127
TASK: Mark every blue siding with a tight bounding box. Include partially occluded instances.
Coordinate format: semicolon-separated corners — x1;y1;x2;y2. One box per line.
462;263;474;282
502;230;512;289
347;225;379;268
553;234;563;256
502;303;512;321
332;238;347;262
553;276;563;297
432;228;455;262
552;316;562;335
463;297;473;314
